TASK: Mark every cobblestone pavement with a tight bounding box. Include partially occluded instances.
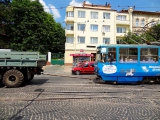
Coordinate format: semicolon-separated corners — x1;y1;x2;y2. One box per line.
0;75;160;120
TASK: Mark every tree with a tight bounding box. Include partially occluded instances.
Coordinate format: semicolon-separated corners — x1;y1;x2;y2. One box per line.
0;0;11;5
8;0;52;53
0;2;13;48
145;24;160;41
122;31;144;44
0;0;66;54
51;22;66;53
122;24;160;44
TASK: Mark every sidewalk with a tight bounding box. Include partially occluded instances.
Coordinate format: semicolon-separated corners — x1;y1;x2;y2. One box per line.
42;65;96;79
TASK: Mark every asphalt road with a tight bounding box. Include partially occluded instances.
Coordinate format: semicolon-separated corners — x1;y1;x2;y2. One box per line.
0;75;160;120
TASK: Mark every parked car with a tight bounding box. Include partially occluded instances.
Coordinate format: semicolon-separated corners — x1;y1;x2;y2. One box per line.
72;62;95;75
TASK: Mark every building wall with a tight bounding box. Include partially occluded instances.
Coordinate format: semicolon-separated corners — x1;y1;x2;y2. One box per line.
65;7;116;65
65;5;131;65
65;4;160;65
132;13;160;32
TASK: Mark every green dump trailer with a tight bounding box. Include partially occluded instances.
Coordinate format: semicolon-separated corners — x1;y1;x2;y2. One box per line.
0;50;46;88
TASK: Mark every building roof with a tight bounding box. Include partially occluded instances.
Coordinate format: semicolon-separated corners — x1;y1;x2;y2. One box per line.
74;6;117;11
119;9;160;15
98;44;160;47
73;1;117;11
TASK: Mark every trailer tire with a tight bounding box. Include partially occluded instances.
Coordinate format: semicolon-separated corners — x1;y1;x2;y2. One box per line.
0;75;4;87
3;69;24;88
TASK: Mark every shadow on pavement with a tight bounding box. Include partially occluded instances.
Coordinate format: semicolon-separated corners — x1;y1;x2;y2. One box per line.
24;79;49;86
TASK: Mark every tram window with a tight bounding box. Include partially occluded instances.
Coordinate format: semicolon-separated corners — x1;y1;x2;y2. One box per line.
119;48;137;63
140;48;158;63
100;53;107;62
108;48;116;62
96;49;101;61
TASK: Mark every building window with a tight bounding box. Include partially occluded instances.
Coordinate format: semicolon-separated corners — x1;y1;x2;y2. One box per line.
102;25;110;32
90;24;98;31
141;19;145;27
117;39;124;44
151;21;155;27
66;24;74;30
67;11;74;17
117;27;126;33
78;36;85;43
78;24;85;31
103;38;110;44
66;37;74;44
103;13;110;19
135;19;139;27
116;15;126;20
91;12;98;19
156;20;160;24
78;11;85;18
90;37;98;44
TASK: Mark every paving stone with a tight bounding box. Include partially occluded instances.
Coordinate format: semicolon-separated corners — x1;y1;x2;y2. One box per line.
0;75;160;120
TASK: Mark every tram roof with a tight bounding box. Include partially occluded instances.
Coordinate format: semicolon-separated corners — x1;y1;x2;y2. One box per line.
97;44;160;48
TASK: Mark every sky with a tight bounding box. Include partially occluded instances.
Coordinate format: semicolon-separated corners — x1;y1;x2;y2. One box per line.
39;0;160;25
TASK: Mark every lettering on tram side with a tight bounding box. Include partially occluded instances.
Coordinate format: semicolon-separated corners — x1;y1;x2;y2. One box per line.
149;66;160;71
141;66;160;72
102;65;117;74
141;66;149;72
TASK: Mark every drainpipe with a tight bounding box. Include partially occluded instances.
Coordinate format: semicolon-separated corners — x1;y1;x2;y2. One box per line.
128;7;133;32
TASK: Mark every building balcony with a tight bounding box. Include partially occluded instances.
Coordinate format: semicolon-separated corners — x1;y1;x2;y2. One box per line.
65;17;74;23
116;33;126;37
116;20;130;25
65;29;74;36
65;43;75;49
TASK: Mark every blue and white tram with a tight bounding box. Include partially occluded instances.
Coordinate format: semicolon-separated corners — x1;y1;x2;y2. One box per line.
94;44;160;84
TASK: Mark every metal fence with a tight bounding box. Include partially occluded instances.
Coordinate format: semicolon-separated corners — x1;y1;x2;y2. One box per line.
51;53;64;65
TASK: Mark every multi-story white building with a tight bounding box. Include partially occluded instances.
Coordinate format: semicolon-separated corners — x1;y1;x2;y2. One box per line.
64;1;160;65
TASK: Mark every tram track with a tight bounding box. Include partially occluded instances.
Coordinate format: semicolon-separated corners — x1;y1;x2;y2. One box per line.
0;90;160;101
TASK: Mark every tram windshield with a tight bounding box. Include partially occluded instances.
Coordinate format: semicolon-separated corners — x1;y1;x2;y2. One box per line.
95;47;107;62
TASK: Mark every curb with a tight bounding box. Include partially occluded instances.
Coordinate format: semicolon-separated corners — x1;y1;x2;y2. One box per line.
43;73;93;80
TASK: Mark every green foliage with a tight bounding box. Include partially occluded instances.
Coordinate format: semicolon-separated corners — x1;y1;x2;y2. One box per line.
122;31;144;44
0;4;12;48
145;24;160;41
122;23;160;44
0;0;11;5
51;22;66;53
0;0;66;54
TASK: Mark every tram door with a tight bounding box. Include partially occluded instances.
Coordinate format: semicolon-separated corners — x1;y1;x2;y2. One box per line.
101;47;118;77
117;47;139;83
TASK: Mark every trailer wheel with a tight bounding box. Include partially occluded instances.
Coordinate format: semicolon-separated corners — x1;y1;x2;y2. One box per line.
0;74;4;87
3;69;24;88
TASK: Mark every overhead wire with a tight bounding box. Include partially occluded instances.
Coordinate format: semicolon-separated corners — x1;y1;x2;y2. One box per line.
0;5;160;10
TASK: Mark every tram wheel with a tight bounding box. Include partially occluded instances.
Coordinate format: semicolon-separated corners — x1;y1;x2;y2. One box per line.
155;77;160;83
113;81;117;85
140;77;146;84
